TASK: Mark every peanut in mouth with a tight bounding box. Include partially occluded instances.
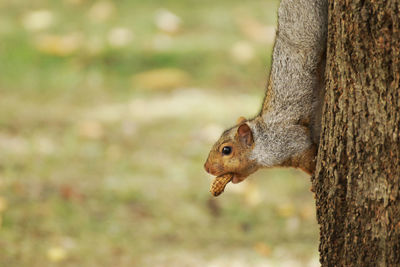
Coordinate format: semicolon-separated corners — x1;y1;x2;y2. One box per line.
210;173;233;197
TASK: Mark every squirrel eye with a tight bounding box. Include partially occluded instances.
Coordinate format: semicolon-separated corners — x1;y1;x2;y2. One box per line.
222;146;232;155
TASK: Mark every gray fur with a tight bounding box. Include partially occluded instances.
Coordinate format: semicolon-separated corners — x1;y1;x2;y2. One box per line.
249;0;328;167
248;119;311;167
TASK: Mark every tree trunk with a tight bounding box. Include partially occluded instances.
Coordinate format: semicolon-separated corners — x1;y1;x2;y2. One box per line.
312;0;400;266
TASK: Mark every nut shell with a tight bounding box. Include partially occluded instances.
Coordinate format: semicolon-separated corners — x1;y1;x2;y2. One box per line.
210;173;233;197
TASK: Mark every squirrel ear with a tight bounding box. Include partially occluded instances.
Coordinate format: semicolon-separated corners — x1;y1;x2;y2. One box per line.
237;116;247;125
237;123;254;146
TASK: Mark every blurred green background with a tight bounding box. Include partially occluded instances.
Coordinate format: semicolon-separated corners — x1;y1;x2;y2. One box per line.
0;0;319;266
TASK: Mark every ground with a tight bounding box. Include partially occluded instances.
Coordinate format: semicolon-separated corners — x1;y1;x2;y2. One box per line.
0;0;318;266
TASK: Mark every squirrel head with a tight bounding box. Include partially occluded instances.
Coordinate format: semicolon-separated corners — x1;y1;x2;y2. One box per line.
204;117;259;184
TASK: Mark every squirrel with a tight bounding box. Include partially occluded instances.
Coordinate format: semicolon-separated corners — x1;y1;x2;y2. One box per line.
204;0;328;187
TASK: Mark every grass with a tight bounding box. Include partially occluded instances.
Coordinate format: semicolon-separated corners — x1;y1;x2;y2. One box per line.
0;0;319;266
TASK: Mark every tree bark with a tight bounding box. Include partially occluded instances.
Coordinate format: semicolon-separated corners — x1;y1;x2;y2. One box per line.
312;0;400;266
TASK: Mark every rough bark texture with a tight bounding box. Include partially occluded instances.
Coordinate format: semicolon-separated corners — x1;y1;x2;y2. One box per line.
312;0;400;266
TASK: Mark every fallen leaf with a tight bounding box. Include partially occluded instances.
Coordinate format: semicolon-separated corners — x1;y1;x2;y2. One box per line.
47;247;67;262
132;68;190;91
22;10;54;31
60;184;85;202
231;41;255;64
155;9;181;34
107;27;134;48
78;120;104;139
253;242;271;257
277;203;295;218
88;1;115;22
34;33;83;56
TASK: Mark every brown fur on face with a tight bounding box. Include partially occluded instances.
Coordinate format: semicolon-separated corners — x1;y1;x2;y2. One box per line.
204;122;259;184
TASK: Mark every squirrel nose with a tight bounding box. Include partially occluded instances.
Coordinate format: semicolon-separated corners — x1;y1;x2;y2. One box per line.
204;162;210;173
